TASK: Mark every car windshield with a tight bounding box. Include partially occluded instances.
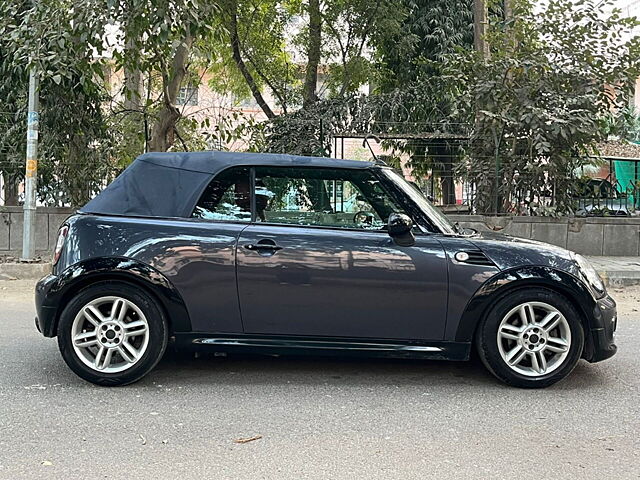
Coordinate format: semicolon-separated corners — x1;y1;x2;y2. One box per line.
381;169;458;235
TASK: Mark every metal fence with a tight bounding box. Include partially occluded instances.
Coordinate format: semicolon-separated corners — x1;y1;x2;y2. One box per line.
416;158;640;217
330;134;640;217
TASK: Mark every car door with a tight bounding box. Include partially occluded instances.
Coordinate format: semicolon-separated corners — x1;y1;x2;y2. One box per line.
236;166;448;341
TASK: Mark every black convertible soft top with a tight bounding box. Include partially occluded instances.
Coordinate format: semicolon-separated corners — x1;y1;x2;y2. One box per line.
81;151;374;218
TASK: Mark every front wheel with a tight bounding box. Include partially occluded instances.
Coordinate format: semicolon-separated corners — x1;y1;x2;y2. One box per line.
476;288;584;388
57;282;168;386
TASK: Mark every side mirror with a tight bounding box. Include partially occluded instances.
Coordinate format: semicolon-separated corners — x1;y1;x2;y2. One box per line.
387;213;415;246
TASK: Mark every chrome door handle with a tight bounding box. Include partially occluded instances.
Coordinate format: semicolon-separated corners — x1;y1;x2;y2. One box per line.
244;243;283;252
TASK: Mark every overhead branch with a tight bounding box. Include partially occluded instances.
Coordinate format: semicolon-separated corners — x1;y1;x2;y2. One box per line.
243;48;288;113
228;0;276;119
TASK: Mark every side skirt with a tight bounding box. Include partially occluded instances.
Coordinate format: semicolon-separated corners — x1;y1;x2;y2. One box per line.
173;333;471;361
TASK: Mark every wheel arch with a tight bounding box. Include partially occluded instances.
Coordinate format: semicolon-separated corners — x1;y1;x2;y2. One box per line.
454;266;596;347
45;257;191;337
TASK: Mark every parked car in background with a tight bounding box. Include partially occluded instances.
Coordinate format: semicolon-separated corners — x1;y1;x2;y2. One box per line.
36;152;617;388
575;178;632;216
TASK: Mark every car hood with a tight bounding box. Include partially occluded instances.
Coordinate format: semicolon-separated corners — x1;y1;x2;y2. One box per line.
464;231;580;275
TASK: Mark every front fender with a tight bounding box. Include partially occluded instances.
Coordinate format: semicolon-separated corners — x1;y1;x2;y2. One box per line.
37;257;191;337
453;266;597;343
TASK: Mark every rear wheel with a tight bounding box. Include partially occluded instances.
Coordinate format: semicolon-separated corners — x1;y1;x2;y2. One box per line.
476;288;584;388
57;282;168;386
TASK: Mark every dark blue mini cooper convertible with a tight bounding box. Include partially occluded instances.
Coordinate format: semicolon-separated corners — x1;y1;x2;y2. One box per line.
35;151;617;388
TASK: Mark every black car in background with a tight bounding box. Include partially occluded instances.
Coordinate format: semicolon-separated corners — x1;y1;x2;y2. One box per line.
35;151;617;388
576;178;632;216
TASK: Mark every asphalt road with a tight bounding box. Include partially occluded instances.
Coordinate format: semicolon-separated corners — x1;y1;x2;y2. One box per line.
1;280;639;480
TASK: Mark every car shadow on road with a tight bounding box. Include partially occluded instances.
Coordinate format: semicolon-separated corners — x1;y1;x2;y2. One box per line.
146;347;611;391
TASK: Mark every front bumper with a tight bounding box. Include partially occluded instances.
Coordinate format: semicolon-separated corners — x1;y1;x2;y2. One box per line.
584;294;617;363
35;274;60;337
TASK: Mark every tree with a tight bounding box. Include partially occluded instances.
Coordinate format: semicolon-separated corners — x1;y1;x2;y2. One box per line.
374;0;474;91
371;0;474;204
453;0;640;214
303;0;321;107
0;0;226;205
109;0;223;152
320;0;403;97
217;0;285;118
0;0;114;206
207;0;402;119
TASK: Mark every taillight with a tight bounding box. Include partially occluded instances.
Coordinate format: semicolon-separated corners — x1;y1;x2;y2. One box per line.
52;225;69;265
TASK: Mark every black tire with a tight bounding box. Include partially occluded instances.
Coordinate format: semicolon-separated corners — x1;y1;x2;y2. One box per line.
476;287;584;388
57;281;168;386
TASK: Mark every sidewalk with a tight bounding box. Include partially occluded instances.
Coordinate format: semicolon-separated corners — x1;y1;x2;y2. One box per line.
1;257;639;286
587;256;640;287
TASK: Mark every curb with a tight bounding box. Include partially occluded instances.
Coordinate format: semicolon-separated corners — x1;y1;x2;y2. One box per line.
0;262;50;280
598;270;640;288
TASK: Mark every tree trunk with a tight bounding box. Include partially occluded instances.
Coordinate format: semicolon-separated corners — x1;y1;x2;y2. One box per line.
3;173;19;206
431;142;456;205
473;0;491;213
503;0;517;46
441;162;456;206
303;0;321;109
228;0;275;119
121;1;143;111
473;0;489;59
504;0;513;21
148;35;193;152
123;38;143;111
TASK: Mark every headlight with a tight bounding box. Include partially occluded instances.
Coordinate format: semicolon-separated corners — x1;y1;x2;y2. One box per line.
572;253;605;295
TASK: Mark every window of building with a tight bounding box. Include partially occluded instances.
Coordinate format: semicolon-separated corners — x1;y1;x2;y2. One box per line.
176;85;199;106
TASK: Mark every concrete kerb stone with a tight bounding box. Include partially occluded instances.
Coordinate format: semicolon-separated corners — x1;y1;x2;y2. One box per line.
597;269;640;287
0;262;50;280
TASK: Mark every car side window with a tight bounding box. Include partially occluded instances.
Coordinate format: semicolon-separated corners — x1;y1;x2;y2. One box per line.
253;167;406;230
192;167;251;221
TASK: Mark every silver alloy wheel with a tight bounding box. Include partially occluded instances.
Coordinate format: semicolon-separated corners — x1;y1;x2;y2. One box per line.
497;301;571;377
71;296;150;374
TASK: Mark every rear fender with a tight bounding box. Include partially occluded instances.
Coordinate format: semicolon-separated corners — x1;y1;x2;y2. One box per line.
41;257;191;337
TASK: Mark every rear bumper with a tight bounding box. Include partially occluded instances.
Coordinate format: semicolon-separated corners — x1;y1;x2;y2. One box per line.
35;274;60;337
585;294;617;363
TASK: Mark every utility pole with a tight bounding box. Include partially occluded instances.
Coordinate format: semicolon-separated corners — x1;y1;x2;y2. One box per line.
21;68;39;261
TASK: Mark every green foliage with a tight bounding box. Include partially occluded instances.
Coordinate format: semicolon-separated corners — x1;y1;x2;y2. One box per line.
601;106;640;142
0;0;115;206
109;0;222;80
204;110;268;152
373;0;474;91
206;0;300;110
205;0;405;112
2;0;640;217
451;0;640;214
1;0;108;94
320;0;405;97
1;0;229;205
362;0;473;200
